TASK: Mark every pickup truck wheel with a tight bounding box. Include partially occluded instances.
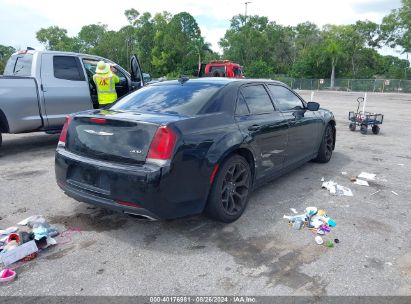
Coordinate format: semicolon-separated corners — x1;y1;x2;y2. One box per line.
0;132;2;148
206;155;251;223
313;124;334;163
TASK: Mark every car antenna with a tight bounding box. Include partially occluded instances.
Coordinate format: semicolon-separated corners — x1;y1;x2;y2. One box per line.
178;75;189;84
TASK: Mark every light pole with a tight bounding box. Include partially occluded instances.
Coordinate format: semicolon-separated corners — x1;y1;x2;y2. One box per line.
244;2;252;25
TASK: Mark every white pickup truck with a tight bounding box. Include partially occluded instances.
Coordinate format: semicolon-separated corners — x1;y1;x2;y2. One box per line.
0;50;146;148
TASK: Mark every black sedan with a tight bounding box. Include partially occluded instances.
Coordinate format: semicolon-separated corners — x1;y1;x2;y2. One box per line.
55;78;336;223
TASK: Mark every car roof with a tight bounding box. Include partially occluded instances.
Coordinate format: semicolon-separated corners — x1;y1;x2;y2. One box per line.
150;78;285;86
12;50;110;61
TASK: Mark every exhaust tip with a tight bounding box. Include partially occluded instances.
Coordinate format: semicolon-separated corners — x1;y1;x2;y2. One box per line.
124;212;157;221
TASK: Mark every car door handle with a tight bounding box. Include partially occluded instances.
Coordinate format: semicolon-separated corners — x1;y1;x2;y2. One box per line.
248;124;261;131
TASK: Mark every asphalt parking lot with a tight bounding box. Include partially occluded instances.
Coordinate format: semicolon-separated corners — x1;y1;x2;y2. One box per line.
0;91;410;296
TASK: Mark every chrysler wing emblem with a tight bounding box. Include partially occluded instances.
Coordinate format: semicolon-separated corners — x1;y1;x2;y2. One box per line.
84;129;113;136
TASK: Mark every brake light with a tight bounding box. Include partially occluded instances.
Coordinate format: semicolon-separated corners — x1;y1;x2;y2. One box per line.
147;126;177;165
90;117;107;124
58;116;73;147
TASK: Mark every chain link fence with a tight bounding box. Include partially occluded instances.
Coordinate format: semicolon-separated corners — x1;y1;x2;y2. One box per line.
272;77;411;93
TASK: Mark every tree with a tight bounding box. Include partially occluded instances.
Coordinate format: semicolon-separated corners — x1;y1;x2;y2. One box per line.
191;36;212;71
381;0;411;54
321;25;345;87
0;45;16;74
78;24;107;53
36;26;80;51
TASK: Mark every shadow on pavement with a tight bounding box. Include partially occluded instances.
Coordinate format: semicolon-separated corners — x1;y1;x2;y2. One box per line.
0;133;59;159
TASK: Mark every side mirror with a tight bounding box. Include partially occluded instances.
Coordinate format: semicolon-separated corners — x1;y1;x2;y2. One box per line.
306;101;320;111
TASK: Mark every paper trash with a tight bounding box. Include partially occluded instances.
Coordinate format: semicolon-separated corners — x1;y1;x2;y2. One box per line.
354;179;369;186
322;180;353;196
0;240;38;266
358;172;376;180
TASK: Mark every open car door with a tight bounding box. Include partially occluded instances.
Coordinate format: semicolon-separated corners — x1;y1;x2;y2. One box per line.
130;54;144;91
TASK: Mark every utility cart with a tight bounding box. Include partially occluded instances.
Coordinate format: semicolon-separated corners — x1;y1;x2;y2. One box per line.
348;97;384;135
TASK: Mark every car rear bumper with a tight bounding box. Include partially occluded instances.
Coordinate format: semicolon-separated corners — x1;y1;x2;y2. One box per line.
55;148;205;220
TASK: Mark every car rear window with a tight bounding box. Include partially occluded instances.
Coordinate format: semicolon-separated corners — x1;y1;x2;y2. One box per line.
111;83;224;116
3;54;33;76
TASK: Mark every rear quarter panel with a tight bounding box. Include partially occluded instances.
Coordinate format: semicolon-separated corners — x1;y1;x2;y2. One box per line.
165;113;246;212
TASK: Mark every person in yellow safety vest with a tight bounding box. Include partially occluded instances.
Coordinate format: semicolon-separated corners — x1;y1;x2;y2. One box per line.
93;61;120;108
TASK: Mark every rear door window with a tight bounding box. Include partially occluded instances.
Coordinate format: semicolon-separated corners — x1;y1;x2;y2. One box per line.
4;54;33;76
240;85;274;114
235;93;250;115
268;85;304;111
53;56;85;81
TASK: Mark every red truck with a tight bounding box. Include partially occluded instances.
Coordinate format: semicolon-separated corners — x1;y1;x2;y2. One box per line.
198;60;244;78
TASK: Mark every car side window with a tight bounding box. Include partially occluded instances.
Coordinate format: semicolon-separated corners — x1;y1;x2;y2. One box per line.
241;85;274;114
268;85;304;111
235;93;250;115
53;56;85;81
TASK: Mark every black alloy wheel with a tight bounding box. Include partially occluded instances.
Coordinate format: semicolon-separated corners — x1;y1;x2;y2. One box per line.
221;161;250;216
206;155;251;223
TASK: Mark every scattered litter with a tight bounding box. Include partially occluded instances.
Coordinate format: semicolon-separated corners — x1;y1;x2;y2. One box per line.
0;240;38;267
354;179;369;186
290;208;298;214
319;225;331;232
0;227;18;236
315;236;324;245
385;262;393;266
322;180;353;196
398;164;405;166
325;240;334;248
370;190;381;196
0;215;60;278
321;177;325;182
283;207;338;248
391;191;399;196
358;172;376;180
334;239;340;244
292;219;304;230
341;172;347;175
0;268;16;283
350;177;357;182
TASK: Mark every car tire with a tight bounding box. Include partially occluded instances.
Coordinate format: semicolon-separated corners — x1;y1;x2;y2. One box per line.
372;125;380;135
0;132;2;149
313;124;334;163
349;123;356;131
206;155;252;223
360;124;368;135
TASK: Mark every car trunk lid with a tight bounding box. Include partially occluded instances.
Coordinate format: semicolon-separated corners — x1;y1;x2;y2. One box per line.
65;111;164;164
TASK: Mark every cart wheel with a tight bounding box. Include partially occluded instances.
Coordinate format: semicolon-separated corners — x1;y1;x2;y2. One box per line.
349;123;356;131
360;124;368;135
372;125;380;135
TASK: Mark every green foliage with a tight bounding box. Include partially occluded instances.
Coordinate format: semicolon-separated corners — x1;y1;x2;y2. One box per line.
381;0;411;53
28;4;410;81
0;45;16;74
246;60;273;78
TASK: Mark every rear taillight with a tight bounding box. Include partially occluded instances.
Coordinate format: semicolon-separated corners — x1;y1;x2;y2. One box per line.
58;116;73;147
147;126;177;166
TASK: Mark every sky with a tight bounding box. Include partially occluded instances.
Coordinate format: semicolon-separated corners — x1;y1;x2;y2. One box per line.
0;0;405;58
